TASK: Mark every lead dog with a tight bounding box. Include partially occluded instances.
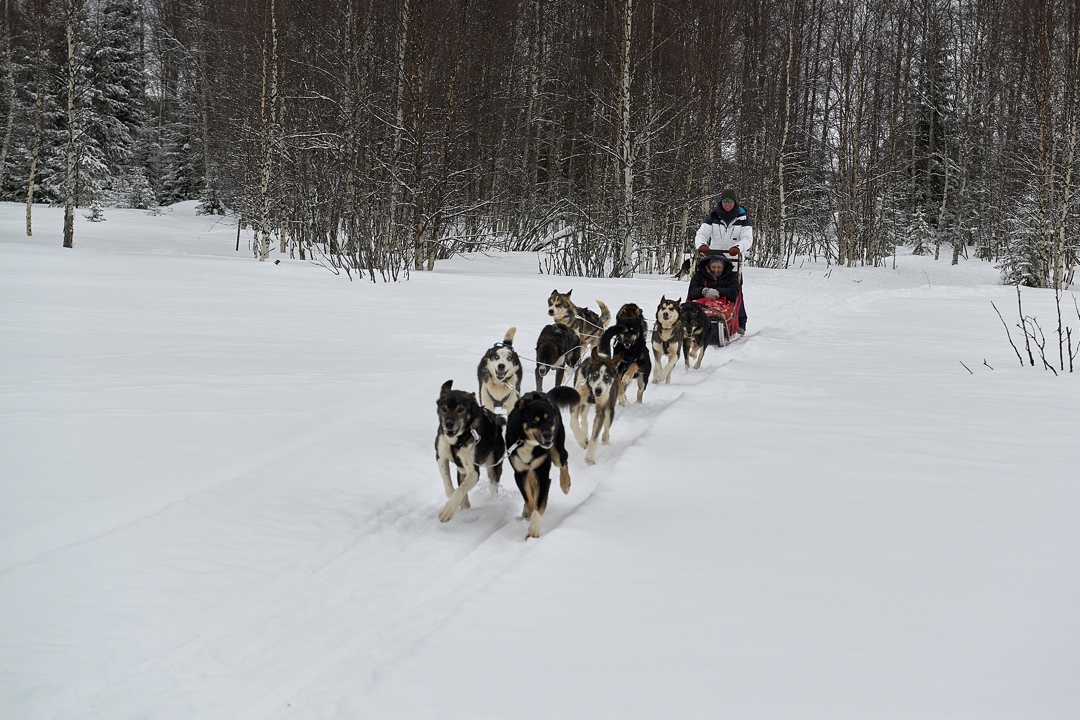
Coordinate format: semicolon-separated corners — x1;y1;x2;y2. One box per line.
477;327;522;412
570;347;636;464
547;289;611;352
505;387;581;538
534;322;581;392
651;296;684;383
435;380;506;523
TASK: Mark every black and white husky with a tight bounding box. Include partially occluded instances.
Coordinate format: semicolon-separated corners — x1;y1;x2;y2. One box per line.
570;347;634;464
477;327;522;413
435;380;506;523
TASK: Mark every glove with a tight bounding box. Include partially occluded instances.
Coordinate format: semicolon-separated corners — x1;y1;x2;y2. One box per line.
728;246;740;256
697;244;711;256
703;288;720;299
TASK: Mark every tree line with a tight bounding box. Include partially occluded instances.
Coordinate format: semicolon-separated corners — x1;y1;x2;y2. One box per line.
1;0;1078;287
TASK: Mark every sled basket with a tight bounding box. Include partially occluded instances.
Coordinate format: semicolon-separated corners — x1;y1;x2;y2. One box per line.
693;294;741;347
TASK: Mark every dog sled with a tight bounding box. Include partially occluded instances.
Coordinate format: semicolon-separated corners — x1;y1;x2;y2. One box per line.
693;249;743;347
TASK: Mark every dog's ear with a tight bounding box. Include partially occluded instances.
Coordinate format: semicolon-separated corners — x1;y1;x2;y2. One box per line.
591;346;600;362
675;297;682;304
468;392;478;403
440;379;454;395
566;289;573;297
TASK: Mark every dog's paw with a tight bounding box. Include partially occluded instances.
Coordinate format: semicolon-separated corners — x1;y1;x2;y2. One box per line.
526;511;542;538
560;469;571;494
438;503;457;523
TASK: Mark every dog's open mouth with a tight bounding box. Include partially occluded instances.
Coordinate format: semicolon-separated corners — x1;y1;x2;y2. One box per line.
495;368;509;380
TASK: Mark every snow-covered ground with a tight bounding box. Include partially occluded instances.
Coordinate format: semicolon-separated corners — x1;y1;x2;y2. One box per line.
1;202;1078;720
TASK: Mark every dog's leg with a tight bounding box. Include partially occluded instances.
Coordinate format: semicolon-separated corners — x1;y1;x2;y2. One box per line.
618;363;638;406
486;455;503;485
586;407;604;464
551;447;571;494
535;366;544;392
439;463;479;522
554;365;565;387
636;374;646;403
651;347;664;383
569;391;589;449
693;340;707;369
600;404;613;445
457;469;472;509
522;469;544;538
437;455;455;499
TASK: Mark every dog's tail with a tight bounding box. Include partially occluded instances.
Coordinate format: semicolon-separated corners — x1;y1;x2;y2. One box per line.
502;326;517;346
599;325;620;357
596;300;611;328
546;385;581;410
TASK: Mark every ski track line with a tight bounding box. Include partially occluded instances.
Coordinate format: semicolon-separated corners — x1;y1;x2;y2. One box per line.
0;406;357;574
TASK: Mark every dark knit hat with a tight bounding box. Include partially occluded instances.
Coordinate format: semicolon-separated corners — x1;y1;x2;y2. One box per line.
719;188;739;204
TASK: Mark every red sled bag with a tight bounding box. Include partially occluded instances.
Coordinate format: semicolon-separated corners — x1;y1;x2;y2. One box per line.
693;295;741;343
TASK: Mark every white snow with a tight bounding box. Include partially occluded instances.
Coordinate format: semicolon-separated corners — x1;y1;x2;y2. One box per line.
1;202;1078;719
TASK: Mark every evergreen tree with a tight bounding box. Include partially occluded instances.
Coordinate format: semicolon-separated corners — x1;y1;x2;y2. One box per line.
88;0;145;177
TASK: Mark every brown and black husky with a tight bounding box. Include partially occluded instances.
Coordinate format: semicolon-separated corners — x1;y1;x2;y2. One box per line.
679;302;710;370
651;296;684;383
477;327;522;413
571;347;636;464
434;380;506;523
504;387;581;539
534;322;582;392
547;289;611;352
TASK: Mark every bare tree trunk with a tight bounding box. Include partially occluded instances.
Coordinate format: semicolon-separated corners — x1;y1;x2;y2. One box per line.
25;9;43;237
390;0;411;269
776;0;797;268
63;0;76;249
257;0;279;261
409;2;426;271
616;0;634;276
1052;16;1080;289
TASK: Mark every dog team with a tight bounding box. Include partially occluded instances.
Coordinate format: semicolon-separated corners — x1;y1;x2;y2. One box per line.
435;289;720;540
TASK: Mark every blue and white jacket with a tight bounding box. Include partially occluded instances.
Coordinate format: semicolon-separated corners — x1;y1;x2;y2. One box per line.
694;204;754;256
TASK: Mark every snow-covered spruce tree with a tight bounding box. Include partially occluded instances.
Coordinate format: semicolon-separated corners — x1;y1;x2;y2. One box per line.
158;117;200;205
122;165;156;208
87;0;146;182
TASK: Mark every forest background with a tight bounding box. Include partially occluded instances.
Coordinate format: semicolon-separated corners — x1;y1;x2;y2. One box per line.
1;0;1078;287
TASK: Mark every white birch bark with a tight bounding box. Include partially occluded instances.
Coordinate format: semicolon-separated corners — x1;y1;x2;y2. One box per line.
62;0;76;249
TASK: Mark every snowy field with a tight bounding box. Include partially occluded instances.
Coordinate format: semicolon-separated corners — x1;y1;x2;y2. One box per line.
1;201;1078;720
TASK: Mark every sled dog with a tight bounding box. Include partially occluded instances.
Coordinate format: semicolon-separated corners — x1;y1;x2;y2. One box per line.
651;296;684;384
477;327;522;412
434;380;505;523
571;347;635;464
505;387;581;539
679;302;710;370
547;289;611;352
601;303;651;404
534;323;582;392
674;248;706;281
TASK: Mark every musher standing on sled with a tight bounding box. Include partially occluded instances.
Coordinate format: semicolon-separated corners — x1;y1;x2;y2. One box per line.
692;188;752;334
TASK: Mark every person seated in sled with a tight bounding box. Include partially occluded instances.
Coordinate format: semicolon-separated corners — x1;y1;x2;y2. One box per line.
692;188;752;334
